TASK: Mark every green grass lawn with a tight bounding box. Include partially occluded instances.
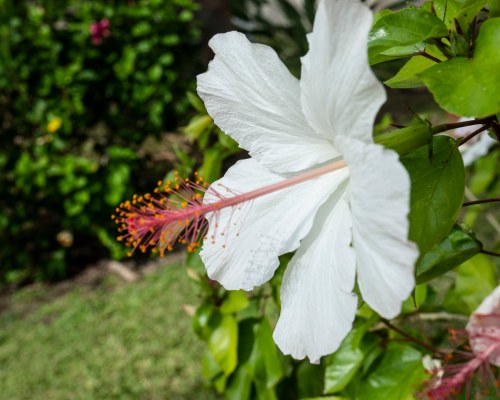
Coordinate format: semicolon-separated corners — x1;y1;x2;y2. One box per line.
0;261;218;400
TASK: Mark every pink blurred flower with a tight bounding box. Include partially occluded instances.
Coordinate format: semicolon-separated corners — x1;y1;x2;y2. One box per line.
422;286;500;399
90;19;110;45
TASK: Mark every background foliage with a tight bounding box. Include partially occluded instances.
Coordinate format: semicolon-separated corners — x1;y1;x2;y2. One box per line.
0;0;200;282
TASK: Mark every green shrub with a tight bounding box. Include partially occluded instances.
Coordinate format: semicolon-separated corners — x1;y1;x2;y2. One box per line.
0;0;201;282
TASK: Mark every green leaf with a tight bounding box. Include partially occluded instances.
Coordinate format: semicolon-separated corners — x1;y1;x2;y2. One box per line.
355;343;425;400
201;349;224;384
225;366;252;400
208;314;239;377
199;144;225;183
423;0;464;29
193;303;215;340
420;18;500;117
246;319;284;389
456;0;488;31
374;120;435;155
402;136;465;253
384;44;446;89
186;91;207;114
490;0;500;17
402;284;427;313
469;151;499;193
385;55;437;88
368;9;449;64
416;225;482;284
296;362;324;399
324;322;371;394
444;254;498;314
220;291;250;314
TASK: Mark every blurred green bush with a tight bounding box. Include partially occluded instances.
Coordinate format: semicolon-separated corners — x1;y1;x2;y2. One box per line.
0;0;201;283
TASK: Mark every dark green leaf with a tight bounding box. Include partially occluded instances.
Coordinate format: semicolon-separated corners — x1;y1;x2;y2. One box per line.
324;321;372;394
296;362;324;399
355;343;425;400
490;0;500;17
416;225;482;284
225;366;252;400
247;319;285;389
402;136;465;253
368;9;448;64
420;18;500;117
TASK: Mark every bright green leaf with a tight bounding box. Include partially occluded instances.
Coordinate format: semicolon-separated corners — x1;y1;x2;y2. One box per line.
202;348;224;381
384;44;446;89
443;254;497;314
368;9;449;64
423;0;464;28
186;91;207;114
374;121;435;156
193;303;215;340
199;144;226;183
402;284;427;313
416;225;482;284
355;343;425;400
456;0;488;31
220;291;250;314
208;314;239;376
402;136;465;253
384;55;437;88
420;18;500;117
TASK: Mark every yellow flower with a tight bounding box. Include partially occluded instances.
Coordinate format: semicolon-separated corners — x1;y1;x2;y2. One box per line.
47;117;62;133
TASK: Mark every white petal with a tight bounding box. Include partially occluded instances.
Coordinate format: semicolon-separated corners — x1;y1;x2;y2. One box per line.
300;0;386;143
340;137;418;318
273;193;357;363
466;284;500;366
200;158;349;291
197;31;339;174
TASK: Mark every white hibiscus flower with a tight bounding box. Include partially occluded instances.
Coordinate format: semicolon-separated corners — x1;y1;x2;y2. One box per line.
197;0;419;363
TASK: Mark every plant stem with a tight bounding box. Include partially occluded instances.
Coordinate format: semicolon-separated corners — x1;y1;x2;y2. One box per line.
381;319;442;353
481;249;500;258
434;116;495;132
419;51;441;63
463;197;500;207
458;124;492;146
